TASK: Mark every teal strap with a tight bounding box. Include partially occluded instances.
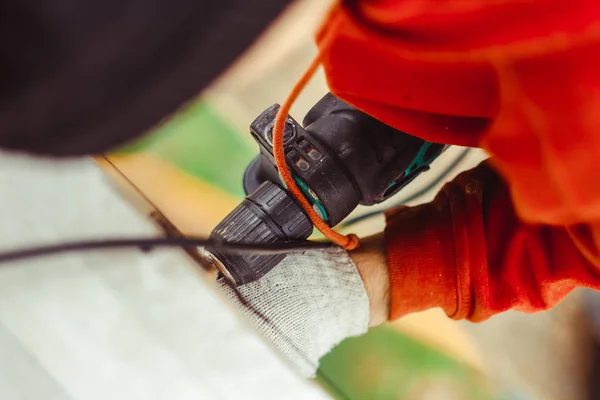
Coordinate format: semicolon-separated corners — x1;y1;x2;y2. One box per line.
293;176;329;222
405;142;437;176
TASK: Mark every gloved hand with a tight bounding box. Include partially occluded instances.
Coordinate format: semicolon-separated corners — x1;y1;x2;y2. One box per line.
217;247;370;377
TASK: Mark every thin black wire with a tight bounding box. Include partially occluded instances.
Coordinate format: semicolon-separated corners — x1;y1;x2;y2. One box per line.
340;147;472;228
0;236;351;399
0;237;334;264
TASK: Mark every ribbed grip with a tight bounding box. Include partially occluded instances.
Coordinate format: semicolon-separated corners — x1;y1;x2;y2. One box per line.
207;181;313;285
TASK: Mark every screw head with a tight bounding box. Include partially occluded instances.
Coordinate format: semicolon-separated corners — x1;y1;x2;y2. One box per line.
266;120;296;145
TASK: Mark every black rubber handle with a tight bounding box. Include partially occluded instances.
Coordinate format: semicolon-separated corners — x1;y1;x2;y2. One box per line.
207;181;313;285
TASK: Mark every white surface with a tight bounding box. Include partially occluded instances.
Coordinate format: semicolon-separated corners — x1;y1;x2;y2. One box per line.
0;153;329;400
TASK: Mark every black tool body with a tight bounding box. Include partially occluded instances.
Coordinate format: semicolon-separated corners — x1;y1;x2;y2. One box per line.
207;93;446;285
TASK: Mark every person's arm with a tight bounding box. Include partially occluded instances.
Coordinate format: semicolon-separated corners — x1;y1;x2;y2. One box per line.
349;233;390;326
347;161;600;323
315;0;600;225
382;162;600;322
313;0;600;321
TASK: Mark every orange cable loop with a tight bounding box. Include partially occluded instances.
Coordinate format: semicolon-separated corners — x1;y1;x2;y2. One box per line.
272;54;360;251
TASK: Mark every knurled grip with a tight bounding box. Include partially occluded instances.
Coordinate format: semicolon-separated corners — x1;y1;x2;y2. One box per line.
207;181;313;285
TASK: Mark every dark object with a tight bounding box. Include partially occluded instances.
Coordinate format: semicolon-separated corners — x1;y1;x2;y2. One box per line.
207;181;313;285
0;235;332;266
0;0;291;156
208;93;447;285
340;147;472;228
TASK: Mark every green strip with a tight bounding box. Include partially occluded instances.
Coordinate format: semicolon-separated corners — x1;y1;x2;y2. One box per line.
318;326;509;400
293;176;329;222
405;142;432;175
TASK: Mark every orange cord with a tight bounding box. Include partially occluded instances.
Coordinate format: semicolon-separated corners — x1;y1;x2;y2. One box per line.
272;54;360;250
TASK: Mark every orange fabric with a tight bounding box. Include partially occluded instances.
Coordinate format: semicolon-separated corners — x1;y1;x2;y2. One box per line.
316;0;600;321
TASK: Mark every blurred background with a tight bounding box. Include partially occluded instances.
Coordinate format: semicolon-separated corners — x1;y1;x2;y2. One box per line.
97;1;600;399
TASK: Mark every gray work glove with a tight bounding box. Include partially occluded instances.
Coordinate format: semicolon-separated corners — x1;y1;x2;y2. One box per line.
217;247;369;377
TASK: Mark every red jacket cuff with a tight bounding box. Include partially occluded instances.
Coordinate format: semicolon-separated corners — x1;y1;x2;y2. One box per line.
384;203;459;320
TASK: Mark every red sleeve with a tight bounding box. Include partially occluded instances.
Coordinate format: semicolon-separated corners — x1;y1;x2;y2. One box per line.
315;1;600;320
385;163;600;322
316;0;600;224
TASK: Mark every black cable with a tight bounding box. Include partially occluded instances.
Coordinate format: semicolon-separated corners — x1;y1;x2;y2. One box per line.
0;235;350;398
0;233;353;398
0;236;334;265
340;147;472;228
